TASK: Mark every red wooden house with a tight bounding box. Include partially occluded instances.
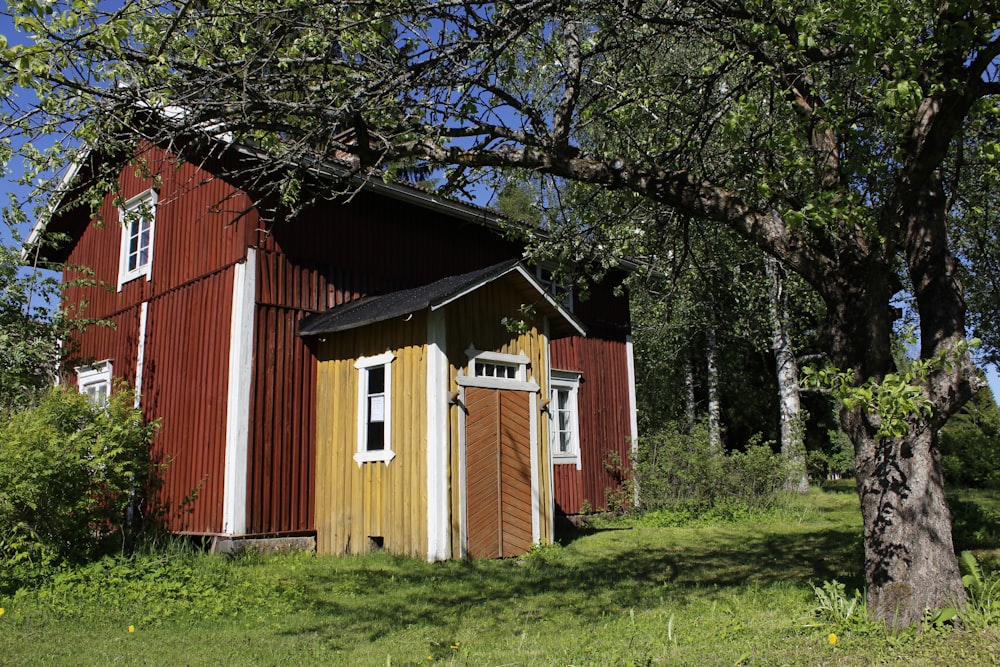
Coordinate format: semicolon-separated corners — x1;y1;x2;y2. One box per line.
32;143;637;558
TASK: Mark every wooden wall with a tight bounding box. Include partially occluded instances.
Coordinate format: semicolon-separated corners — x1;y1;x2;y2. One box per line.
62;145;257;534
550;335;634;514
314;312;430;556
142;270;235;533
442;279;554;549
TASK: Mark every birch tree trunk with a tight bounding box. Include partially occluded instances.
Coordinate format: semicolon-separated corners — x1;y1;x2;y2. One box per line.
766;257;809;493
683;351;696;434
706;323;722;453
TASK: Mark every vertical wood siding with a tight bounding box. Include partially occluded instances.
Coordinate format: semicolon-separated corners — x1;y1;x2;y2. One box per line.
443;280;553;550
258;189;522;299
314;313;429;556
142;269;235;533
61;145;256;535
246;304;315;535
550;335;634;514
63;145;255;318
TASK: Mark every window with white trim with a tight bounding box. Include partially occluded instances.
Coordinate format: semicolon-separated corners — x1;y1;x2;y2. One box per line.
354;351;396;465
466;347;529;383
117;189;157;290
77;361;113;406
550;370;581;467
536;264;574;312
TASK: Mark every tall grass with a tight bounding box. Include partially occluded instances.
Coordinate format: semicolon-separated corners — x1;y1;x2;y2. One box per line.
1;487;998;666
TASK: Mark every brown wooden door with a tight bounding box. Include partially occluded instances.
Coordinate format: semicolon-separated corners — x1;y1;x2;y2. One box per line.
465;386;532;558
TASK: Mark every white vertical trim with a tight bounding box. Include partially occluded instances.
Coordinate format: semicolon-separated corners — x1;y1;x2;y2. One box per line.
426;310;450;561
134;301;148;408
457;384;468;558
530;391;541;545
625;335;640;507
625;335;639;453
543;318;556;540
223;249;256;536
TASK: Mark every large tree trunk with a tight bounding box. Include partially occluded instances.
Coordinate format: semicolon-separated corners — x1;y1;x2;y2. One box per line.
766;257;809;493
843;412;964;630
820;174;975;629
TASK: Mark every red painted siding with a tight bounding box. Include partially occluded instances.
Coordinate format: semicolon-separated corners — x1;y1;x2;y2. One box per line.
142;270;234;533
246;304;316;534
61;146;256;535
550;335;634;514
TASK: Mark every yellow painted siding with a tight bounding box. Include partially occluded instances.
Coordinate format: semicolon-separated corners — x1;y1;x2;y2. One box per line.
440;280;554;550
314;311;429;557
314;276;557;560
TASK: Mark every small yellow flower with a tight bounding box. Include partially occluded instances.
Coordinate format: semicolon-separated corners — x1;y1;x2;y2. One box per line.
0;607;5;617
827;633;838;645
128;625;135;634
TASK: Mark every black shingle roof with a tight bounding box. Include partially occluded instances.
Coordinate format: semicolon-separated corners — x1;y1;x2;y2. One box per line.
298;260;585;338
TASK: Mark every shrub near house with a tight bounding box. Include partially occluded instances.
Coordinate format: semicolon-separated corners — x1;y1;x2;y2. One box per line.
0;386;158;592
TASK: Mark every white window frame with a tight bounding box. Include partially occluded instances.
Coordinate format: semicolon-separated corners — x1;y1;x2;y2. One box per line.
536;264;574;312
354;350;396;465
550;369;582;469
464;345;531;390
76;360;113;406
117;189;158;291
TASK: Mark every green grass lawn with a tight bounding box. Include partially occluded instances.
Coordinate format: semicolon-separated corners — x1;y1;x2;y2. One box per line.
2;487;999;666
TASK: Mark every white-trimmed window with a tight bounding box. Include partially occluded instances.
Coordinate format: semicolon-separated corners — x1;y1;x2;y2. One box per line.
536;264;574;312
354;351;396;465
466;346;529;383
117;189;157;291
77;360;113;406
550;370;581;468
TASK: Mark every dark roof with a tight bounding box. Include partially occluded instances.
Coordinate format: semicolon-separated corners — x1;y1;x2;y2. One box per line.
298;260;586;338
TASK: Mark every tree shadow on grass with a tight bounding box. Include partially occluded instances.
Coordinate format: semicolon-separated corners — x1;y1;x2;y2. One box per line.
950;496;1000;554
279;522;865;651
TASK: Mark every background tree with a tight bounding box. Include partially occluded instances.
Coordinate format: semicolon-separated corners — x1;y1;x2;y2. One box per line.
0;228;65;412
3;0;1000;628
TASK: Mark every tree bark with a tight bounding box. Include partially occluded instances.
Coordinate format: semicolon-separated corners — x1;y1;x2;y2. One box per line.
766;257;809;494
683;351;696;434
818;174;974;628
706;323;722;453
844;413;964;630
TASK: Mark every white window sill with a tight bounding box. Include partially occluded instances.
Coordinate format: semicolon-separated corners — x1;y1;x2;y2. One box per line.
354;449;396;466
553;454;582;470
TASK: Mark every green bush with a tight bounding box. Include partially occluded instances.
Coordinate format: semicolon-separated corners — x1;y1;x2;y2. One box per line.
633;421;787;513
0;385;159;592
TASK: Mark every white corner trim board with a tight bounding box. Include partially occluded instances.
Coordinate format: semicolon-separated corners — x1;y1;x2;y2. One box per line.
223;249;256;536
426;310;450;561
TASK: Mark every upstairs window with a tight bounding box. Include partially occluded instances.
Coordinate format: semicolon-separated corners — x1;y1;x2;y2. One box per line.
354;351;396;465
536;264;574;312
77;361;113;406
118;189;157;291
